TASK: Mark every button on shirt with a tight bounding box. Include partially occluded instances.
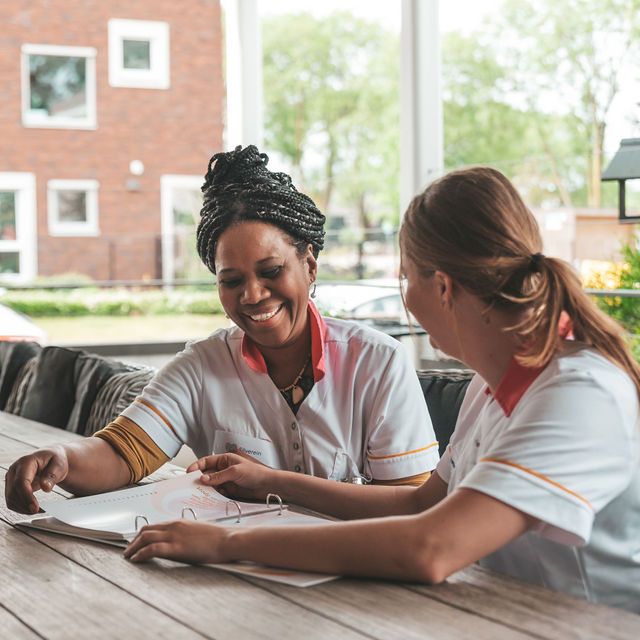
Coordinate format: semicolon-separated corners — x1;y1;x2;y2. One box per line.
437;343;640;613
123;303;439;482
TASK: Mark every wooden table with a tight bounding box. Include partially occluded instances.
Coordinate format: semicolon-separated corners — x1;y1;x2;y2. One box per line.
1;411;638;639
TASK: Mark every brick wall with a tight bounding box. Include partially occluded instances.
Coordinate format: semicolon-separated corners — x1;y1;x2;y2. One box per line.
0;0;224;280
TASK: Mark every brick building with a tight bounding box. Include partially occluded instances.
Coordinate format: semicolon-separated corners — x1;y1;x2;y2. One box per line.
0;0;224;284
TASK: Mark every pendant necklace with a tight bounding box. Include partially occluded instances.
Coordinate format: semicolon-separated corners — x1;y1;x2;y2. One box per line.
278;353;311;405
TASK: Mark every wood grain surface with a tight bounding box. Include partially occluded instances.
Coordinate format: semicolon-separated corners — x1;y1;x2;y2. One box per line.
1;411;638;640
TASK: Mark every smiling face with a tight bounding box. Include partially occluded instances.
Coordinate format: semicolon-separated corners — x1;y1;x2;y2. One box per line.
214;221;317;352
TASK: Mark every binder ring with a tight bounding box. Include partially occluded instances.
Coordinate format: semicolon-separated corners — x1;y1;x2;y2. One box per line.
266;493;284;516
135;515;149;531
181;507;197;520
225;500;242;523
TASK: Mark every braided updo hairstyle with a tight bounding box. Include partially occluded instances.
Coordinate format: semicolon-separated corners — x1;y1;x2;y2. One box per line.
197;145;326;273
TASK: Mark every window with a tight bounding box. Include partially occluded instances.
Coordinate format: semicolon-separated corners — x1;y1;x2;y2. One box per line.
108;19;170;89
47;180;99;237
21;44;97;129
0;173;37;283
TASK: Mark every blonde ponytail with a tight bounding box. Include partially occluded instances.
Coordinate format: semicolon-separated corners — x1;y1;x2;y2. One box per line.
401;167;640;396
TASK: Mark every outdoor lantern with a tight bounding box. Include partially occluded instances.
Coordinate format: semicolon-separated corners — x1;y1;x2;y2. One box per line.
601;137;640;223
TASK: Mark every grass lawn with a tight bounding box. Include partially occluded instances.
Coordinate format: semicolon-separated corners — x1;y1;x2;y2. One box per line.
37;314;229;345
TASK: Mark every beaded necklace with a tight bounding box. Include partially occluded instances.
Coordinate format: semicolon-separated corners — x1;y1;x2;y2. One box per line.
277;353;311;405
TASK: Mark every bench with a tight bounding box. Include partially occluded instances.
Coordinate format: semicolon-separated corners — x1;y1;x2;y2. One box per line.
0;340;472;456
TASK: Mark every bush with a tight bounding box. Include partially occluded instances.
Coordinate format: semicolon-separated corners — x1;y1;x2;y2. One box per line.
629;335;640;362
589;245;640;334
0;287;224;317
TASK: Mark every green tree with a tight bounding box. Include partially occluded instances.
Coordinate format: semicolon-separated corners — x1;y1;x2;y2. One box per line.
262;3;640;216
332;30;401;227
442;28;596;207
489;0;640;207
594;243;640;332
262;12;400;225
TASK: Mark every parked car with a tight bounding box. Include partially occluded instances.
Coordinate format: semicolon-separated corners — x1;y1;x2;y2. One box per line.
314;279;410;325
0;302;47;343
314;280;461;369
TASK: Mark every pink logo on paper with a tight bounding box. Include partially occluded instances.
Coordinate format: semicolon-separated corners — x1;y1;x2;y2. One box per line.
149;473;230;520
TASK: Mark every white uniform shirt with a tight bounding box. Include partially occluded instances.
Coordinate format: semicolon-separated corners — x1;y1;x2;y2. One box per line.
123;306;438;481
437;342;640;613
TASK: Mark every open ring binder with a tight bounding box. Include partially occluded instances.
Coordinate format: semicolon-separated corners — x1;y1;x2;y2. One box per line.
16;471;339;587
266;493;284;516
225;500;242;523
132;493;287;527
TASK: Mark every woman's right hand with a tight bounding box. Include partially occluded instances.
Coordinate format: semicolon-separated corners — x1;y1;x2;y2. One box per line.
4;445;69;514
186;452;277;501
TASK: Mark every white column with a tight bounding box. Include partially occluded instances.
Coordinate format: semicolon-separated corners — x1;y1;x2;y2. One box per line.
223;0;263;149
400;0;443;215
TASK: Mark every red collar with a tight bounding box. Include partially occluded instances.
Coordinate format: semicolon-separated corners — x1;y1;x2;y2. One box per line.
486;358;544;417
485;311;574;416
240;300;327;382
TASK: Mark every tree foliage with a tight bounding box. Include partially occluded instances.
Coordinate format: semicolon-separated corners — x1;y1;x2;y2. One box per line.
261;2;640;219
441;30;590;206
262;12;400;225
592;243;640;333
486;0;640;206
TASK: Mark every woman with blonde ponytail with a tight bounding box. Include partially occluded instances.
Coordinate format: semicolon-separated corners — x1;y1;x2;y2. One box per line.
125;168;640;614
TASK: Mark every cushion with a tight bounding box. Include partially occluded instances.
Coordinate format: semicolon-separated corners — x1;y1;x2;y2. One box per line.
18;346;137;432
4;357;38;415
0;340;42;410
84;367;155;436
416;368;473;455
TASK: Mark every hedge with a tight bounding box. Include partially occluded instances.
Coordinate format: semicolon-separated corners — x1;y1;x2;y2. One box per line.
0;288;224;317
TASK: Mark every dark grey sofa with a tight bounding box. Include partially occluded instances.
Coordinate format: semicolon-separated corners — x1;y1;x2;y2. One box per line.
0;341;473;452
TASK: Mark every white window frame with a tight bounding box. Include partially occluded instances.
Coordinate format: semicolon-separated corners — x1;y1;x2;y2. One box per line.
0;173;37;283
160;175;203;283
21;44;97;130
47;179;100;237
108;19;170;89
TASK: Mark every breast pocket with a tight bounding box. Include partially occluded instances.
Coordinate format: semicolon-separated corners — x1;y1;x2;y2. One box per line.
213;431;281;469
329;449;362;482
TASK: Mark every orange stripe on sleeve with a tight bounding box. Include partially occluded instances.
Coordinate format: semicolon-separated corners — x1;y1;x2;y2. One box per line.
480;457;593;510
367;442;438;461
372;471;431;486
134;398;179;437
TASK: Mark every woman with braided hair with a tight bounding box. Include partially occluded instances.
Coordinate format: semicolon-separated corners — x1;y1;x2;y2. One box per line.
124;167;640;613
5;145;438;516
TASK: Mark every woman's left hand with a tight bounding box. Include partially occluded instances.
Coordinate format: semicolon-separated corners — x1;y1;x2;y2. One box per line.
124;520;228;564
186;452;278;501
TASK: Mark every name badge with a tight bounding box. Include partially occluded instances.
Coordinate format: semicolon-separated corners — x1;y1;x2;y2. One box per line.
213;431;281;468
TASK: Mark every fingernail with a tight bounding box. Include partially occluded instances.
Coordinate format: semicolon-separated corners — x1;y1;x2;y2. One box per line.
202;474;210;482
29;503;38;514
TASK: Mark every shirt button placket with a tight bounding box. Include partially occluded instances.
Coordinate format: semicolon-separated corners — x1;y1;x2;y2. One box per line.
291;421;303;472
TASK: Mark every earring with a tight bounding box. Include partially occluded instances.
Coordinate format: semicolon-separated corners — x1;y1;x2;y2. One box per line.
310;283;316;298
